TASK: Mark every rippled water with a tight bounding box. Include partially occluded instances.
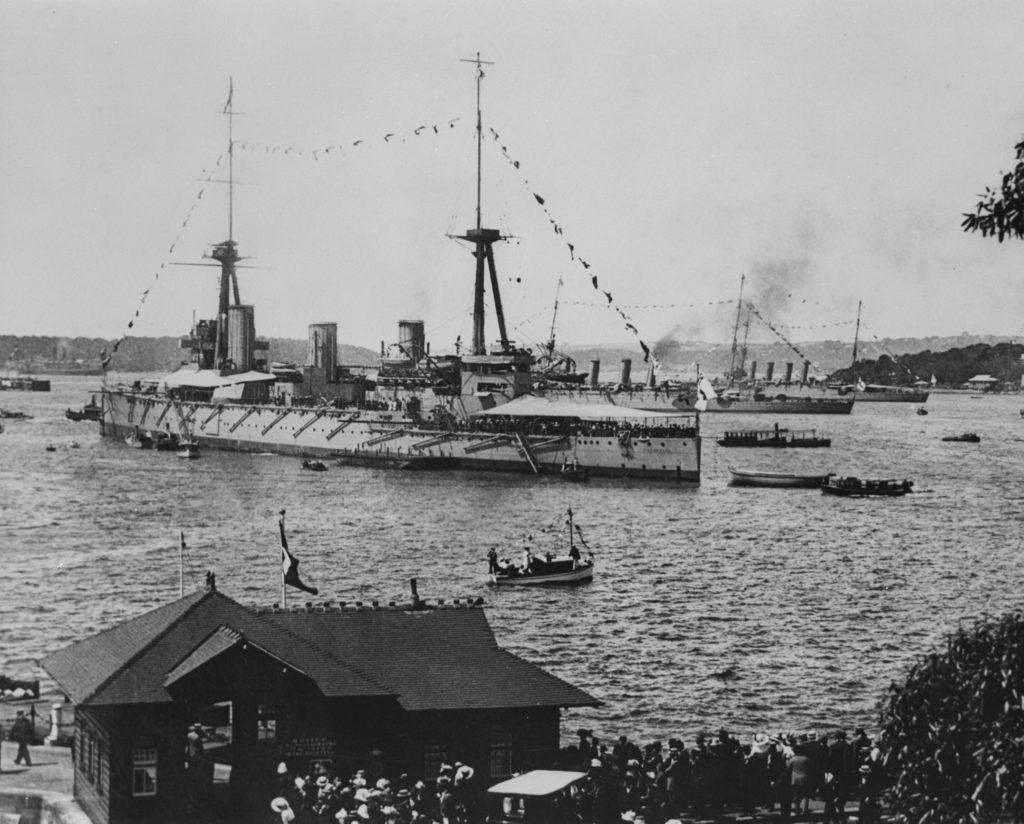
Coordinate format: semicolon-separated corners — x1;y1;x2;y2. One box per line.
3;377;1023;745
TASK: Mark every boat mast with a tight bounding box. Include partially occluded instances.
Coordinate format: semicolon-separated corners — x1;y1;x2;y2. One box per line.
456;53;509;355
728;274;745;382
851;300;862;369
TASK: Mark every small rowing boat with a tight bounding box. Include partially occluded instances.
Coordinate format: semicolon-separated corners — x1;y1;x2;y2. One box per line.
941;432;980;443
728;468;831;488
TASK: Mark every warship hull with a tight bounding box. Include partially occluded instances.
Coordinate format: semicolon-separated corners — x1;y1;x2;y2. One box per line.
698;396;854;414
102;390;701;481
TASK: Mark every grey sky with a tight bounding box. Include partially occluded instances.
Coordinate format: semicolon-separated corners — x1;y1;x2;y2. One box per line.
3;0;1023;360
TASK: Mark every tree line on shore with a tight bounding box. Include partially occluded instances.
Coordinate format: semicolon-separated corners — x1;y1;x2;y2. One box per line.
4;333;1022;385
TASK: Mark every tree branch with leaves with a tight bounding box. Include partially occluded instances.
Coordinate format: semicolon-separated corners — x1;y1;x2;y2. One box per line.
963;139;1024;241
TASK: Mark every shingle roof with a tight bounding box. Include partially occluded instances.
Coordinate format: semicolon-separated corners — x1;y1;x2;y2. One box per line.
41;590;390;706
163;626;244;687
40;590;598;712
268;608;600;711
40;589;209;705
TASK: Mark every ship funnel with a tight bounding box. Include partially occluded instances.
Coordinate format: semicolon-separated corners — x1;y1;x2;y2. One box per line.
784;362;794;383
398;319;425;362
589;359;600;387
307;323;338;379
749;361;757;382
766;362;775;382
227;305;255;373
800;361;810;384
646;364;656;388
619;358;632;386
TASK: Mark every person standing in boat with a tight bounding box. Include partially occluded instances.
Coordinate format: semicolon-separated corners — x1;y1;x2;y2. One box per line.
569;540;581;568
487;548;499;574
521;545;534;573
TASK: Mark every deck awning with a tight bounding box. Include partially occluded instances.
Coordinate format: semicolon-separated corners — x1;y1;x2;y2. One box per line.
470;394;691;421
159;368;277;390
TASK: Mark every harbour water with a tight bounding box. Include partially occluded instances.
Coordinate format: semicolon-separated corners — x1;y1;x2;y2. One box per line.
2;376;1022;745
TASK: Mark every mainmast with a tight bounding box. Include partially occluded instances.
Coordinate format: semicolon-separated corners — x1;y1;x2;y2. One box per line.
455;53;509;356
728;274;746;382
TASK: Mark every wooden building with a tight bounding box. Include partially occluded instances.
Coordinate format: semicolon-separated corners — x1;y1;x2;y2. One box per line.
41;586;598;824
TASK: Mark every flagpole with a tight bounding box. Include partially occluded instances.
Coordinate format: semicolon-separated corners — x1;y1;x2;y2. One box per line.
179;531;185;599
280;510;287;609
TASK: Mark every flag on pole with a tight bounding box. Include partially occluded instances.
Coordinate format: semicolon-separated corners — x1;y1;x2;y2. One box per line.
695;376;717;411
279;512;319;595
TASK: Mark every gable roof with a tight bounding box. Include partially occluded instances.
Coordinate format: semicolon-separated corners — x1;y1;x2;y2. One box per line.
41;590;389;706
269;607;599;711
41;591;598;713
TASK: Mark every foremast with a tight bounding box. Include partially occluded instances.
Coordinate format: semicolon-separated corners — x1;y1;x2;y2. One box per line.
181;79;267;375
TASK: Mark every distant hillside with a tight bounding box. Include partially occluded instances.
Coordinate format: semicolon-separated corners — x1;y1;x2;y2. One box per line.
3;332;1020;384
0;335;378;373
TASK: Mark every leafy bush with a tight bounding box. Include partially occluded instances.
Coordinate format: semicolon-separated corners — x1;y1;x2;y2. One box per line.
881;612;1024;821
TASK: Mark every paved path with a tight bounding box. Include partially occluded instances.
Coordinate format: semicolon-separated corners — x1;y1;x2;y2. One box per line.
0;740;74;796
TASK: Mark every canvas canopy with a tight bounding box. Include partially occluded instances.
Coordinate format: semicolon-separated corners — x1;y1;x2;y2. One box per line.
471;394;691;421
488;770;587;797
159;368;277;390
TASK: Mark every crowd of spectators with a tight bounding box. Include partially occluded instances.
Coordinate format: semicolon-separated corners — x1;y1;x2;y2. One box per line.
270;760;479;824
268;726;889;824
550;727;887;824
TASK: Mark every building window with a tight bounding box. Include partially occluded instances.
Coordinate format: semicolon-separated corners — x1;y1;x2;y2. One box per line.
132;748;158;797
490;739;513;780
423;744;447;779
257;704;277;742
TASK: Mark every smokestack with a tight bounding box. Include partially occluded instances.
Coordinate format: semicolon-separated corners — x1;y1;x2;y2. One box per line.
800;361;810;384
646;364;656;388
619;358;632;386
589;359;600;387
784;362;794;383
766;362;775;381
749;361;757;382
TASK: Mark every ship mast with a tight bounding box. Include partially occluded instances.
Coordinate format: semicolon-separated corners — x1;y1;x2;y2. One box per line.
728;274;745;382
851;299;862;369
455;53;509;356
211;77;241;371
546;276;563;359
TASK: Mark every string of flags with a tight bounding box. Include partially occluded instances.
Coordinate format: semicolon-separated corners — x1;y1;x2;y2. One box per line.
746;304;822;373
233;117;462;162
856;321;926;382
487;126;660;369
101;153;228;375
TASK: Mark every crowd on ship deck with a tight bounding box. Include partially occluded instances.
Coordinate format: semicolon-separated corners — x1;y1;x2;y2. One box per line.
463;418;697;440
267;726;889;824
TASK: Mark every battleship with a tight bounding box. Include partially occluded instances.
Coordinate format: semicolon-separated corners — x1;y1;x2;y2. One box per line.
97;69;701;482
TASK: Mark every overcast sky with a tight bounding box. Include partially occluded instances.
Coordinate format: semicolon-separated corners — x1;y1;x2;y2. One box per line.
3;0;1024;360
